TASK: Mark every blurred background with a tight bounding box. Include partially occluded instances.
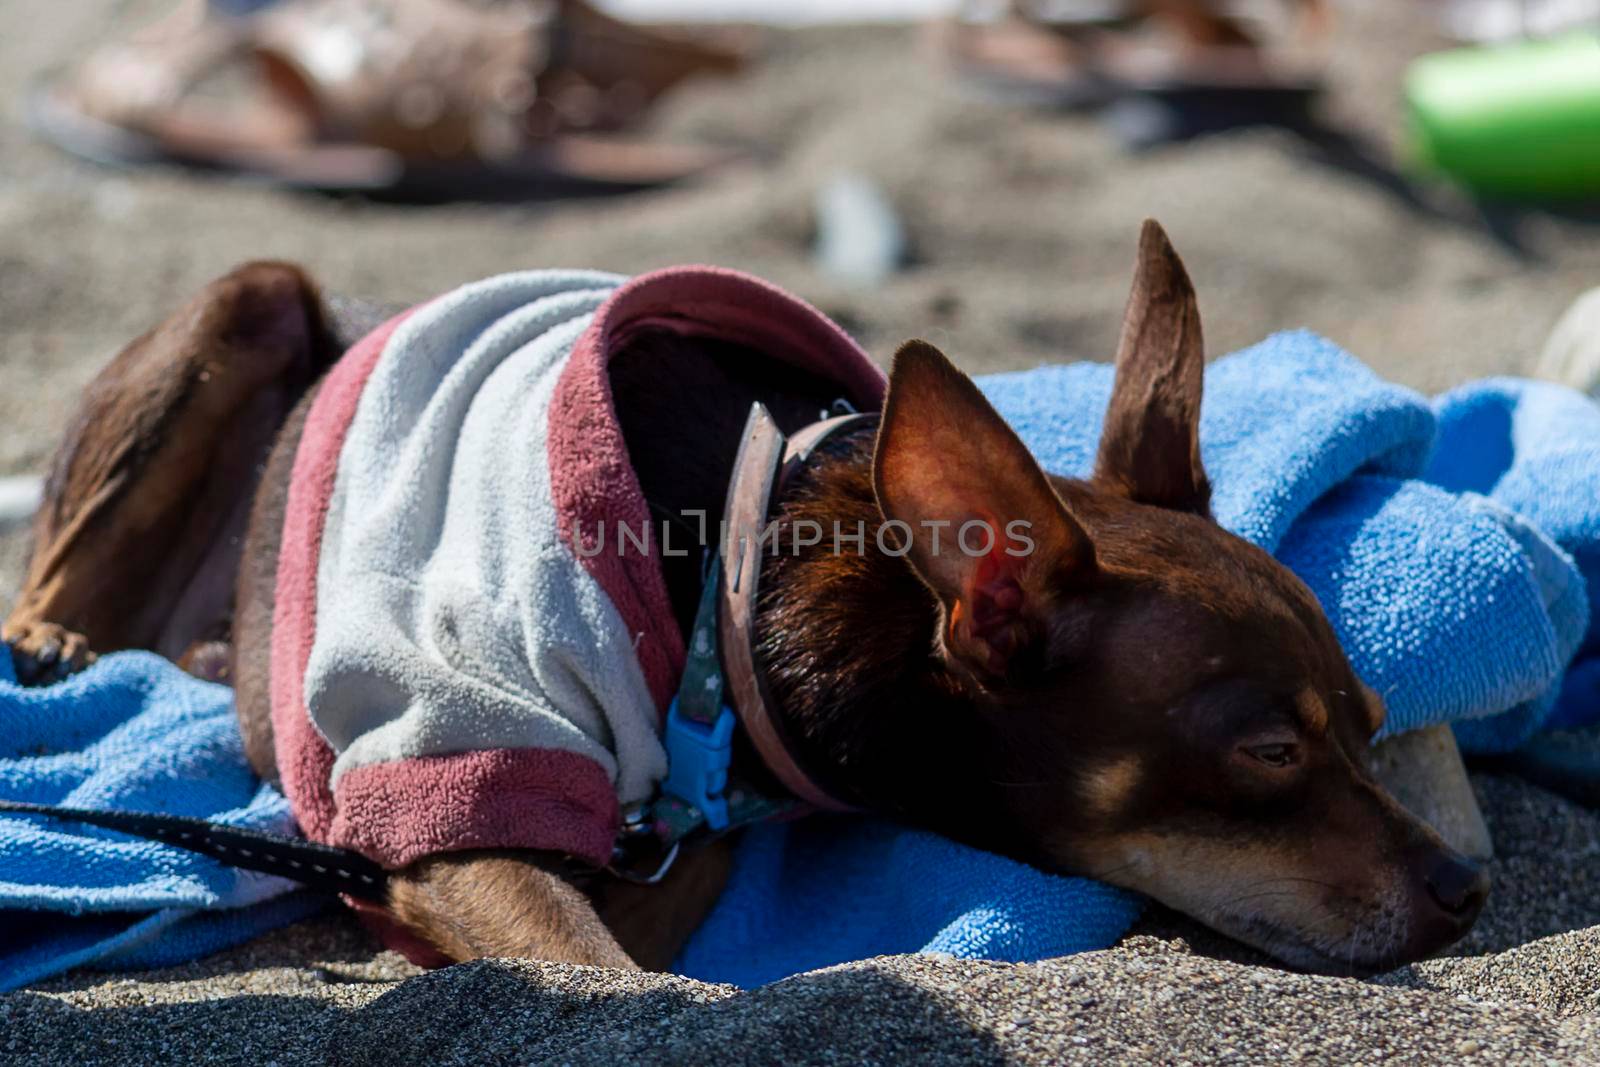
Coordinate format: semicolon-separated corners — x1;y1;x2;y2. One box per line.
2;0;1599;598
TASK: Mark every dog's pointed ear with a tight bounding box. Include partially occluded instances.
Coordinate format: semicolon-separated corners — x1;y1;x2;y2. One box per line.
874;340;1095;684
1094;219;1212;516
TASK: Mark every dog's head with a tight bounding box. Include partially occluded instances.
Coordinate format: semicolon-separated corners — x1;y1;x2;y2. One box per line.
871;220;1487;974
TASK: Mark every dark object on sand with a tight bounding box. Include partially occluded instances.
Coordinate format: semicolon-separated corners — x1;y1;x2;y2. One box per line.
1102;83;1316;148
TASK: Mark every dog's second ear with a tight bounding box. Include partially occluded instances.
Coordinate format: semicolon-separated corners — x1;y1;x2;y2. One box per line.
1095;219;1212;516
874;341;1094;684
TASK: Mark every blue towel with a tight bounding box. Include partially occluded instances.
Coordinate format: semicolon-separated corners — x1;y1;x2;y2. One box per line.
1427;378;1600;733
674;819;1141;988
7;329;1600;991
0;650;322;992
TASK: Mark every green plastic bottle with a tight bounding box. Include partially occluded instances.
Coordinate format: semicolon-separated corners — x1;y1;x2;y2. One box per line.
1406;30;1600;200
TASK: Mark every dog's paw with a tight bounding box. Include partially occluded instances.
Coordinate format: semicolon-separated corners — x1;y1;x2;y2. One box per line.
177;639;232;684
4;620;95;685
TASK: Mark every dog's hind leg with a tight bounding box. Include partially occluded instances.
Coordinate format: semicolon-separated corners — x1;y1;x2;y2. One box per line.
3;262;334;684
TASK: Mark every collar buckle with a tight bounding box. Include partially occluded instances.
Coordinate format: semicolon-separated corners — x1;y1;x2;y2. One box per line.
661;697;736;831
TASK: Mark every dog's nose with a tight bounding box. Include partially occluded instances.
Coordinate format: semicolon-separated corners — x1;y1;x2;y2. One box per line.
1424;854;1489;920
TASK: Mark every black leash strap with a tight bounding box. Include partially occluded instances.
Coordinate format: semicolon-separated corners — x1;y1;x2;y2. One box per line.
0;799;389;901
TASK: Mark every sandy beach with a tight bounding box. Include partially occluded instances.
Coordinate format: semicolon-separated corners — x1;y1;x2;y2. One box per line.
4;1;1600;1062
2;762;1599;1064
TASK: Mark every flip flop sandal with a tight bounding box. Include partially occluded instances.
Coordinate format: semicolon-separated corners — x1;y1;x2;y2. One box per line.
935;1;1324;114
29;0;752;195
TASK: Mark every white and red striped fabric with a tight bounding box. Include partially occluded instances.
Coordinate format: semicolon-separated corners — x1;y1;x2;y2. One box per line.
270;267;884;873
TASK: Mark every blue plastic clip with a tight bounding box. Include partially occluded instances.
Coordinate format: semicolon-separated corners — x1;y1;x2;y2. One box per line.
662;697;736;830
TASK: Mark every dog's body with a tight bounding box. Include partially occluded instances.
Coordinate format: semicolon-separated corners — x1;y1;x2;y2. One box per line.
3;223;1487;975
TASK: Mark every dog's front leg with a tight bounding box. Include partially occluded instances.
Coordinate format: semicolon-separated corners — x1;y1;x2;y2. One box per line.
387;851;637;969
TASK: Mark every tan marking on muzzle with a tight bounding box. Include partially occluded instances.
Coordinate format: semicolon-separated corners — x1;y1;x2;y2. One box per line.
1079;756;1143;821
1078;829;1411;972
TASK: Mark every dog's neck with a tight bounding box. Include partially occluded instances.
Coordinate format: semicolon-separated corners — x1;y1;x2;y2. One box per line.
753;426;1019;853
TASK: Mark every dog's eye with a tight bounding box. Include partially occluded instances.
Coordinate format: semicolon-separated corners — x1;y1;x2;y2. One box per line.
1244;743;1297;768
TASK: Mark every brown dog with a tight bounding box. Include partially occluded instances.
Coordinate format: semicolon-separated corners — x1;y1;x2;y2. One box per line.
3;222;1486;975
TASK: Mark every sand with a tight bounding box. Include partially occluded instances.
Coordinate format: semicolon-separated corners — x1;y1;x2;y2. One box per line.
4;0;1600;1062
8;765;1600;1065
6;768;1598;1065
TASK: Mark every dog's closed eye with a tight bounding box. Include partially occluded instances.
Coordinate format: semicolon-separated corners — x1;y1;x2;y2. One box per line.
1241;741;1298;768
1229;718;1303;771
